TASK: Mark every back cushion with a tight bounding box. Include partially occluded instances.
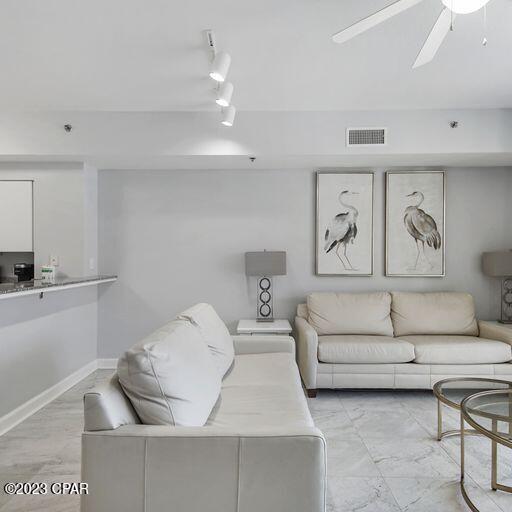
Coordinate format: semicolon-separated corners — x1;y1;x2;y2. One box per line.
296;303;308;320
307;292;393;336
391;292;479;337
177;303;234;378
84;374;141;432
118;319;221;426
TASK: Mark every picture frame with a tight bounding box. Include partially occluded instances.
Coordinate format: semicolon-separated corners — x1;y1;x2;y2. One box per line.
316;171;374;276
385;170;445;277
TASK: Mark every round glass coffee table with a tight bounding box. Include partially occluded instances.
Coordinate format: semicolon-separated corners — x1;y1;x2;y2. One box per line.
461;389;512;512
433;378;512;441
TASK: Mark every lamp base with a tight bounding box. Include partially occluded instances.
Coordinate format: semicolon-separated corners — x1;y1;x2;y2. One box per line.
500;278;512;324
256;276;274;321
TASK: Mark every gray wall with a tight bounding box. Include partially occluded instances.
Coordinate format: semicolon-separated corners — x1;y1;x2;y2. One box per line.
98;167;512;358
0;288;97;417
0;163;86;278
0;163;99;418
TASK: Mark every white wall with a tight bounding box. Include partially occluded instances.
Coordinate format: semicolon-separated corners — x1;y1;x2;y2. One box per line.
0;288;97;417
0;162;85;277
0;163;99;418
83;163;98;275
97;167;512;358
0;110;510;168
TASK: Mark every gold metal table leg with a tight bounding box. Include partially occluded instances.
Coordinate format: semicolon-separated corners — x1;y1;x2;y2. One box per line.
462;415;512;511
491;418;512;493
437;398;443;441
437;398;479;440
461;412;465;483
491;419;497;491
460;413;481;512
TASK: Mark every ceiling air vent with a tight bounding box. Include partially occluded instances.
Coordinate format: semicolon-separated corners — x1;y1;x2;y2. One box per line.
346;127;387;147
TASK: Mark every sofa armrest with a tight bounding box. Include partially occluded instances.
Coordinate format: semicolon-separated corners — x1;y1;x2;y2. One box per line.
82;426;326;512
295;317;319;390
479;321;512;346
232;335;295;355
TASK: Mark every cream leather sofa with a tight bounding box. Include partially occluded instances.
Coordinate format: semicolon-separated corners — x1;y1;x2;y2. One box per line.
295;292;512;397
82;335;326;512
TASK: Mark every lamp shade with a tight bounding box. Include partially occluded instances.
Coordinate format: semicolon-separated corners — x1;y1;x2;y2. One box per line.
245;251;287;276
482;251;512;277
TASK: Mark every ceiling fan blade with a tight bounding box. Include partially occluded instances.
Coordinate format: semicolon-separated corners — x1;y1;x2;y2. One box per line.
413;7;454;68
332;0;425;44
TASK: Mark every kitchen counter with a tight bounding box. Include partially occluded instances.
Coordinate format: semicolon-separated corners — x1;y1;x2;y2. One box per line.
0;275;117;300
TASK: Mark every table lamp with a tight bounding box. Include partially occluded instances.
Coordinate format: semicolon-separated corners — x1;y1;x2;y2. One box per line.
245;250;287;322
482;250;512;323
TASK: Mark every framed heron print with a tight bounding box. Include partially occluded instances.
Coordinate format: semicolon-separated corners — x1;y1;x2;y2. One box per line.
316;171;374;276
385;171;445;277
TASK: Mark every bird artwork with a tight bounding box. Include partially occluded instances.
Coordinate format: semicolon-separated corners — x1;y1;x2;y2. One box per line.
404;191;441;270
324;190;359;271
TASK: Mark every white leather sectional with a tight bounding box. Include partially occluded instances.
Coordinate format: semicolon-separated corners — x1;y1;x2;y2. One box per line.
295;292;512;395
82;305;326;512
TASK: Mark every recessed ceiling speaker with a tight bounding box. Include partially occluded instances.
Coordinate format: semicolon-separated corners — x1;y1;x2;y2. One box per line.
209;51;231;82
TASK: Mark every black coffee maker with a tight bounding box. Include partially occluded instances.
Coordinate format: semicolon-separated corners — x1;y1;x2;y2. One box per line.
14;263;34;282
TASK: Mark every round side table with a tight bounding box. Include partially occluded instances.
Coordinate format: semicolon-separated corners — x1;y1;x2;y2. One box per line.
433;378;512;441
460;389;512;512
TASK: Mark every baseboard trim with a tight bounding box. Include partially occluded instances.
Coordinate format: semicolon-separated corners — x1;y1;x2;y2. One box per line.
97;358;118;369
0;359;98;436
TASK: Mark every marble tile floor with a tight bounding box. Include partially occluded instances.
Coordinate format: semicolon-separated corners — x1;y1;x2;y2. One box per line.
0;372;510;511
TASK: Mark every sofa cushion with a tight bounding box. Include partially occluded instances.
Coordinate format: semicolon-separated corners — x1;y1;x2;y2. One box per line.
400;335;512;364
177;303;234;378
307;292;393;336
84;374;140;431
207;352;314;429
118;319;221;426
296;303;308;320
391;292;478;337
317;335;415;364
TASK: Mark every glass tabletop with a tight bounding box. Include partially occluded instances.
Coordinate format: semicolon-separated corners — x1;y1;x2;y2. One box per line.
462;390;512;447
463;390;512;423
433;378;512;409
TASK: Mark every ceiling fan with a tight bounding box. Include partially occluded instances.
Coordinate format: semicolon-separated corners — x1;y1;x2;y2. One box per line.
332;0;491;68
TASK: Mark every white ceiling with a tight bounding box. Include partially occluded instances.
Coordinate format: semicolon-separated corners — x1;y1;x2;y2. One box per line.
1;0;511;111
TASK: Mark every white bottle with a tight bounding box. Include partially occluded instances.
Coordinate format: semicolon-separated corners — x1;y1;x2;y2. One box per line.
41;265;56;284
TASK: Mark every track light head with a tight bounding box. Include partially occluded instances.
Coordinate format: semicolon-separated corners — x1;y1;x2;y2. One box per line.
209;51;231;82
215;82;234;107
221;105;236;127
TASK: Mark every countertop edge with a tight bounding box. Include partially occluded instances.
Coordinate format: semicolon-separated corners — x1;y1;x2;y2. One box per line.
0;276;117;300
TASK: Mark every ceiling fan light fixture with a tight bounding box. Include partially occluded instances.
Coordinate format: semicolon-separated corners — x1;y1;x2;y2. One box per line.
441;0;491;14
221;105;236;127
215;81;234;107
209;51;231;82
